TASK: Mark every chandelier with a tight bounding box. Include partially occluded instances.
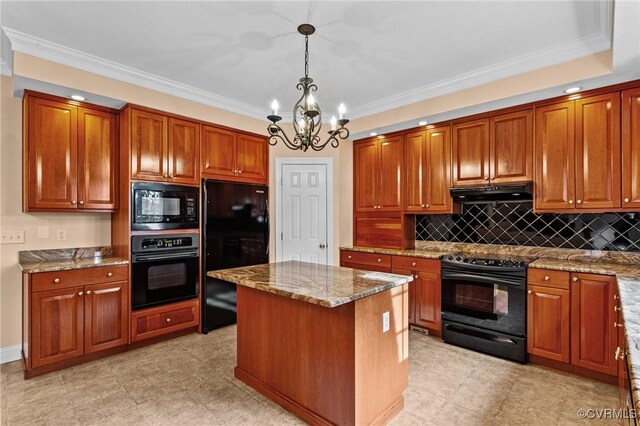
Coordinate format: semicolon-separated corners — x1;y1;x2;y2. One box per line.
267;24;350;152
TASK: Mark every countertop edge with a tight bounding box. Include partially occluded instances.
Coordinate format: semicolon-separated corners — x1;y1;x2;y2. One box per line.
19;258;130;274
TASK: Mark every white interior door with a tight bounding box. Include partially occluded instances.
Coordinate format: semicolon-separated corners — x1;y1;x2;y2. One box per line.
279;162;329;264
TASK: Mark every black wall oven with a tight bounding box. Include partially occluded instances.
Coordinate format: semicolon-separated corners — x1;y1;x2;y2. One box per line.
131;182;198;231
441;255;528;362
131;233;199;311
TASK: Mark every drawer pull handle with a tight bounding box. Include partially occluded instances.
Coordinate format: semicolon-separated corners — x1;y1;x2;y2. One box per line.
615;347;625;360
377;258;382;263
615;306;621;312
348;255;352;259
614;322;623;328
107;272;113;277
412;262;417;267
614;294;619;300
166;318;172;323
544;276;550;281
53;278;60;283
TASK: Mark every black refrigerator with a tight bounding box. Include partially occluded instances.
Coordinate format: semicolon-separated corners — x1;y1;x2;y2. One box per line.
202;180;269;333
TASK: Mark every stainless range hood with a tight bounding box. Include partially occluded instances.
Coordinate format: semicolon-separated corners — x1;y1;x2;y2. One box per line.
450;183;533;204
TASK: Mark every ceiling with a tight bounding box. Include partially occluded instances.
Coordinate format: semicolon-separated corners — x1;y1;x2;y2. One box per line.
1;1;614;123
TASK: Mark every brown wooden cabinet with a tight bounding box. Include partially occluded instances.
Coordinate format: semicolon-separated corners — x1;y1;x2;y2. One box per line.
527;283;570;363
201;125;268;184
571;273;617;375
24;92;118;212
24;265;129;376
622;87;640;209
489;110;533;184
405;126;453;213
535;94;621;212
354;135;403;212
130;299;200;342
339;250;392;273
130;108;200;185
452;119;490;187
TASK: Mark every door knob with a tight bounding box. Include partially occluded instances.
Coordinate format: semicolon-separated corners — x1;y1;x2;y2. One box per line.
319;243;326;249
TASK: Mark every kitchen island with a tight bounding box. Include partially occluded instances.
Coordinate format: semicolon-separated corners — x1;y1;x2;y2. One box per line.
207;261;413;426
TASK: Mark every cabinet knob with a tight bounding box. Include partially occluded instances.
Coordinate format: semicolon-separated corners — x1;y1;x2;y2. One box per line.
238;170;243;174
576;200;582;204
615;305;621;312
490;176;495;180
86;290;92;295
78;291;84;296
568;200;574;205
71;200;77;205
166;318;172;323
414;274;419;279
544;276;550;281
107;272;113;277
624;198;630;203
347;255;352;259
484;178;490;181
615;346;625;361
426;204;430;208
163;174;168;178
169;175;174;178
421;204;426;208
79;201;84;205
614;294;619;300
528;290;532;294
53;278;60;283
614;322;623;328
377;258;382;263
412;262;417;267
572;277;579;282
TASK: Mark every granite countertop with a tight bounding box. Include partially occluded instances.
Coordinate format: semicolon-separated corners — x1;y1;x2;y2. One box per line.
341;241;640;412
207;260;413;308
18;246;129;274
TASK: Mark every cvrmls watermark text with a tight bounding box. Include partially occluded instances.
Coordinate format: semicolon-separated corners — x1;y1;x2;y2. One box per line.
577;408;637;420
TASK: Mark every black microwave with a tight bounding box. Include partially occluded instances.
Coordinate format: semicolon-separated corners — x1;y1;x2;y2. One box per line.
131;182;199;231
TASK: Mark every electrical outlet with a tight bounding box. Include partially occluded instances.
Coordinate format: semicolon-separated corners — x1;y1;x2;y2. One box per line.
1;231;25;244
382;311;390;333
37;226;50;239
56;229;67;241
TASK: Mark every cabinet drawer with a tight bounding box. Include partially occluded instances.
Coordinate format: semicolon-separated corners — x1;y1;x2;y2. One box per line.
392;256;440;272
31;265;129;292
131;299;199;342
528;268;570;289
341;262;391;273
340;251;391;268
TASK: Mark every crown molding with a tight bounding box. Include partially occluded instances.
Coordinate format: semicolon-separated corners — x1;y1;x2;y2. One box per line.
0;29;13;76
2;27;267;120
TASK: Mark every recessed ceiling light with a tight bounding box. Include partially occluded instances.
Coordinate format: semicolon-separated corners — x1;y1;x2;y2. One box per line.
564;87;581;94
418;121;428;126
369;132;378;136
70;94;85;101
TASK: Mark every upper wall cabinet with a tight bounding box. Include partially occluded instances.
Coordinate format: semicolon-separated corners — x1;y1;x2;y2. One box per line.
201;125;268;185
354;135;403;212
130;108;200;186
452;110;533;187
405;126;453;213
535;93;621;212
24;92;119;212
622;87;640;209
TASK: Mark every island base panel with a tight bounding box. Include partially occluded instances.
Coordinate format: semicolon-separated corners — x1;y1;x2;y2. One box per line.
235;285;409;425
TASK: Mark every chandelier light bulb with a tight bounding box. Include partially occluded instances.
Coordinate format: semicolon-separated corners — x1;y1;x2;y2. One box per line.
330;116;337;131
298;118;306;130
271;99;279;116
338;103;346;119
307;94;315;109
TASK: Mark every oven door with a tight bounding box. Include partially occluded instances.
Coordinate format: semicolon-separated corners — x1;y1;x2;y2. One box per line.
131;183;198;231
441;263;526;337
131;251;199;310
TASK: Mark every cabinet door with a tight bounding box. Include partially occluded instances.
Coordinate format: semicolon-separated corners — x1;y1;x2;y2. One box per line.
131;109;168;181
31;286;84;368
534;102;576;211
392;267;415;325
622;88;640;209
236;133;268;184
414;271;441;332
404;130;426;212
571;273;617;375
167;118;200;185
378;135;404;211
575;93;621;209
26;97;78;210
452;119;490;187
201;125;237;179
425;126;452;213
84;281;128;354
527;285;570;362
77;108;118;210
490;110;533;184
354;139;379;212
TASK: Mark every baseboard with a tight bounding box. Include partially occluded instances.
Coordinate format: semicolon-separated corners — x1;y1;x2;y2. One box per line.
1;344;22;364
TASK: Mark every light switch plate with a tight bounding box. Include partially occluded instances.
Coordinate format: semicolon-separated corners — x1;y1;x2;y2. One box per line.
382;311;390;333
37;226;49;239
1;231;25;244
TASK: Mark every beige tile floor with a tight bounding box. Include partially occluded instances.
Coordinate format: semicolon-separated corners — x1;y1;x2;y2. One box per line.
0;326;619;426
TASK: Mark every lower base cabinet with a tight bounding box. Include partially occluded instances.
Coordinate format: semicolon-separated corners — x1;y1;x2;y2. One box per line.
131;298;200;342
24;265;129;373
527;268;620;378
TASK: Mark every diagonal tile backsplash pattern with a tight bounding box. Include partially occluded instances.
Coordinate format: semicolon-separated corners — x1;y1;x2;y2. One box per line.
416;202;640;252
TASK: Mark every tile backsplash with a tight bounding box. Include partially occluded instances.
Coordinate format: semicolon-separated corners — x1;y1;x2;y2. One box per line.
415;202;640;252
